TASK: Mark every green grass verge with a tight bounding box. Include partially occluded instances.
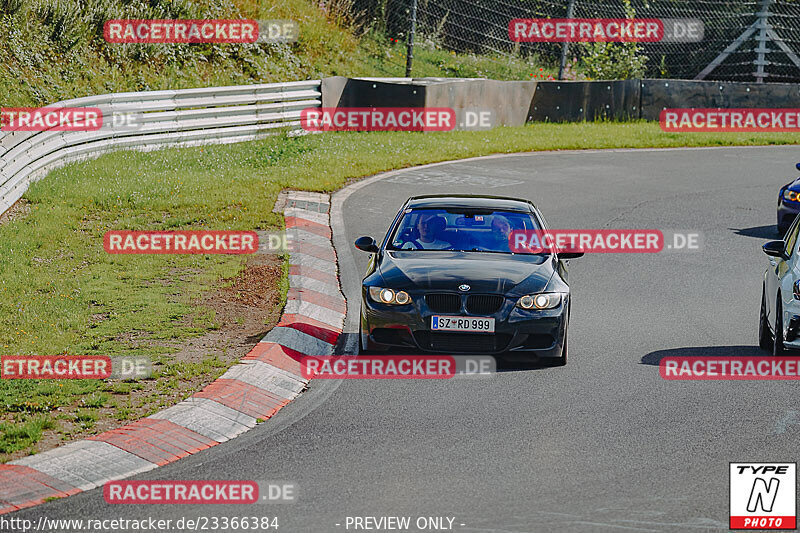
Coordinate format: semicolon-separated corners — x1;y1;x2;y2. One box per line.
0;0;549;107
356;34;552;81
0;415;55;454
1;121;798;458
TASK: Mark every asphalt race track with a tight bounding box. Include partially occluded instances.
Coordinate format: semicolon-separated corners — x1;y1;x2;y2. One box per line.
13;145;800;532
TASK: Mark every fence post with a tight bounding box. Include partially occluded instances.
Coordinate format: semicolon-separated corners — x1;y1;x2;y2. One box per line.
754;0;772;83
558;0;577;80
694;0;800;82
405;0;418;78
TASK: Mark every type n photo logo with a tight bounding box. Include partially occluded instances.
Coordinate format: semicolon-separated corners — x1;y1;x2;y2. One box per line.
730;463;796;529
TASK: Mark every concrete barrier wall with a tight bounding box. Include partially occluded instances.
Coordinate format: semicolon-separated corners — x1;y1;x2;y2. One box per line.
323;76;800;126
639;79;800;120
423;79;537;128
322;77;425;109
529;80;640;122
322;77;537;129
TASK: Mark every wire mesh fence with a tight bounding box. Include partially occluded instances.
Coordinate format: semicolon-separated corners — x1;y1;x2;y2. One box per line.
352;0;800;82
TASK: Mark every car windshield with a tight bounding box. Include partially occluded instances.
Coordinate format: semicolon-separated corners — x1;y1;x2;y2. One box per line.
388;208;542;253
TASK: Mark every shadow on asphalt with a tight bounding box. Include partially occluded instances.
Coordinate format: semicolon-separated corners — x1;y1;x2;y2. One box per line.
493;360;562;372
640;345;767;366
335;333;558;373
730;224;781;240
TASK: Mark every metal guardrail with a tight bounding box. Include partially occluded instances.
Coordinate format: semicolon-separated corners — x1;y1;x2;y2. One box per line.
0;80;322;216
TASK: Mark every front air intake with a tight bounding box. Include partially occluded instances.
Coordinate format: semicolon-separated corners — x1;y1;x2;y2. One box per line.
425;293;461;313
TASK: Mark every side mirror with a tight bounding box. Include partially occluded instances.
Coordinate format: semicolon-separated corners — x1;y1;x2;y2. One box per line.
559;252;584;259
355;236;379;253
796;162;800;172
763;240;787;259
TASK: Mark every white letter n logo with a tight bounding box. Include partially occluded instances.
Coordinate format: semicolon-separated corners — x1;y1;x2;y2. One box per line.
747;477;780;512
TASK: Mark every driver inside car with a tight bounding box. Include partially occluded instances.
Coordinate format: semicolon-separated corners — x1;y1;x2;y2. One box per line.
488;214;513;252
402;213;451;249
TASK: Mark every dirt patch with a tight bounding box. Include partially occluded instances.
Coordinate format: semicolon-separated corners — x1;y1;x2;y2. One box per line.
2;252;286;462
0;198;31;226
177;253;284;365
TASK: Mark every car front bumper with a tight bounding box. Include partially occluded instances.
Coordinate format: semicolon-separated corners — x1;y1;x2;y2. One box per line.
360;290;568;357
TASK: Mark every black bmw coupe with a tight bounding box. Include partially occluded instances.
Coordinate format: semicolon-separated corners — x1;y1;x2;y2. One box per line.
354;195;582;365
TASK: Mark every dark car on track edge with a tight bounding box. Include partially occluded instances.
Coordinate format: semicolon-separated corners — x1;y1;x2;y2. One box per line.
354;195;582;365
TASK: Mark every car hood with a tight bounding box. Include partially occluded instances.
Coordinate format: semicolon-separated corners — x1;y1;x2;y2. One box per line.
378;250;554;294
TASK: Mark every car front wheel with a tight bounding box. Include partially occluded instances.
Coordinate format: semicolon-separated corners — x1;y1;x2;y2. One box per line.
556;324;568;366
358;330;369;355
759;287;773;351
774;299;787;357
552;311;568;366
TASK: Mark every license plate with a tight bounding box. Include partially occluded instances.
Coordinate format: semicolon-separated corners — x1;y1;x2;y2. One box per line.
431;316;495;333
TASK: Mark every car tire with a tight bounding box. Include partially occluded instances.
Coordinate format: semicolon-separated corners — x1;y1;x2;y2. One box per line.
774;299;787;357
554;313;568;366
358;304;374;355
358;326;388;355
358;330;372;355
759;287;773;351
557;330;568;366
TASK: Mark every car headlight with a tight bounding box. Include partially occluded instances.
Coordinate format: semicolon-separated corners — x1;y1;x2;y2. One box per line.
517;293;563;310
784;189;800;202
368;287;411;305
